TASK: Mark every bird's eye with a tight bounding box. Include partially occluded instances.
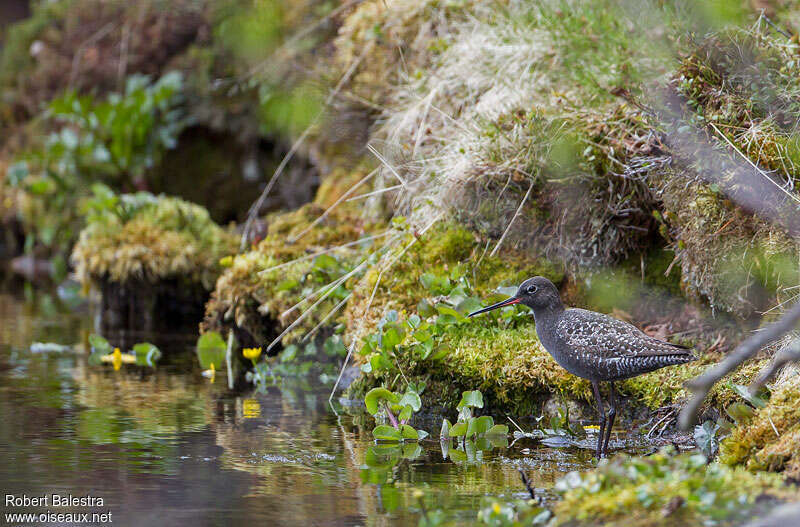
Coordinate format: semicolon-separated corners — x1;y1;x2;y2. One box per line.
526;285;537;294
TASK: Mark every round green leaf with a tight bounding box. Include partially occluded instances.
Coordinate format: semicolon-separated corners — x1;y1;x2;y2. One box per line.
457;390;484;410
364;388;400;415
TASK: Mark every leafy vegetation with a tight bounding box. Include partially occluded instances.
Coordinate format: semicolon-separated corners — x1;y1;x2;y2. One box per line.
88;333;162;369
7;72;186;254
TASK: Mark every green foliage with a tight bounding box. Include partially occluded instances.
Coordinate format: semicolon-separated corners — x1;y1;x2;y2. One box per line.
364;384;428;442
196;331;227;370
442;389;508;441
72;187;237;288
87;333;161;368
8;72;185;253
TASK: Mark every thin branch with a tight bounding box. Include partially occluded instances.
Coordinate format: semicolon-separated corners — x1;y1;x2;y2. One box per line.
287;168;379;243
258;230;391;275
490;177;534;257
749;338;800;391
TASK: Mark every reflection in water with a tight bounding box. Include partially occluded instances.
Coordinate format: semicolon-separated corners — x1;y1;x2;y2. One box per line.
0;285;592;526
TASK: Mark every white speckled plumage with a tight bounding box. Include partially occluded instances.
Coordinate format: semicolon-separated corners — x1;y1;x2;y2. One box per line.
468;275;697;458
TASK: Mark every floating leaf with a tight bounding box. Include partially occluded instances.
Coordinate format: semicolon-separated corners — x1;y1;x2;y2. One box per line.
400;424;419;440
486;424;509;436
372;424;402;442
196;331;227;369
88;334;112;354
467;415;494;437
132;342;161;367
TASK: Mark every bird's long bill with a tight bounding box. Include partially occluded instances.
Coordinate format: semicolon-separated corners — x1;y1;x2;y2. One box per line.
467;296;520;317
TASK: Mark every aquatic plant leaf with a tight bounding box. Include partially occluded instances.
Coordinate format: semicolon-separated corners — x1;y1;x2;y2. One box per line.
380;324;405;351
417;300;437;318
467;415;494;437
440;419;452;439
397;405;413;422
730;383;768;408
364;388;400;415
196;331;227;369
132;342;161;367
725;402;755;424
372;425;402;442
457;390;484;409
449;422;468;437
400;424;419;440
88;334;111;354
398;390;422;412
486;424;509;437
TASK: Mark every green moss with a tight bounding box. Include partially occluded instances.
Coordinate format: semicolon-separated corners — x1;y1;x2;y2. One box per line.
551;449;788;527
720;380;800;479
71;191;237;290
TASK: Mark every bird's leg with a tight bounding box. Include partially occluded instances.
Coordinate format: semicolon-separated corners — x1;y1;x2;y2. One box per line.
591;380;606;459
602;382;617;457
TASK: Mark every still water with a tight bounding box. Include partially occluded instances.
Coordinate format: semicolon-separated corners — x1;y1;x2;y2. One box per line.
0;282;593;526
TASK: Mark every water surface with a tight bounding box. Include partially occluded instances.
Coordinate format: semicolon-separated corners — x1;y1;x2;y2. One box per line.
0;282;596;526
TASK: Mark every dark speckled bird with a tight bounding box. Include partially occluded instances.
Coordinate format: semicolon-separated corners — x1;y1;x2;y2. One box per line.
468;276;696;458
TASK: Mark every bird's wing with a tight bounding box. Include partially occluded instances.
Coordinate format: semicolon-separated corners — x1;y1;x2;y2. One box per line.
557;309;693;359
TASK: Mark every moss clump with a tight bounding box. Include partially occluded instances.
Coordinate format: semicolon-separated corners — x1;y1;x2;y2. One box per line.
72;191;237;290
720;378;800;479
344;221;563;346
552;450;787;527
202;203;386;345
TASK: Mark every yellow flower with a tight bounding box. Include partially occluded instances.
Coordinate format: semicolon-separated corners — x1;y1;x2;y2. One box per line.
242;398;261;419
202;363;216;383
243;347;262;361
492;503;501;515
101;347;135;370
112;347;122;371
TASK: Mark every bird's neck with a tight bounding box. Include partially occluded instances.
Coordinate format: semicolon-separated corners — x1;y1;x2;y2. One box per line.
531;301;565;326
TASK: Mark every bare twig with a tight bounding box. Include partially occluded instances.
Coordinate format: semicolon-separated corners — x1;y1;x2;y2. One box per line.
490;176;534;257
679;300;800;430
749;338;800;391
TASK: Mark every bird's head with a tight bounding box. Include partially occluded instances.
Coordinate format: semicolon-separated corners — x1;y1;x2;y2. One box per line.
467;276;562;317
